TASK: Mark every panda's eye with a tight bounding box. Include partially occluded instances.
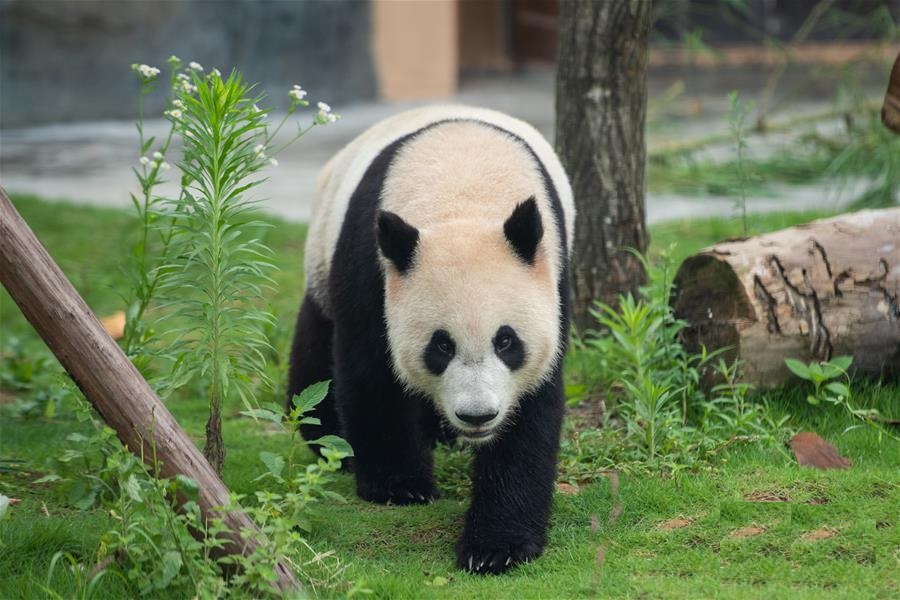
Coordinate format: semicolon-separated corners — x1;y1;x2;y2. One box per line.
493;325;525;370
424;329;455;375
495;335;513;353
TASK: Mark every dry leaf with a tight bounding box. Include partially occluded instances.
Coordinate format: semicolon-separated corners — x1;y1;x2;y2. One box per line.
789;432;852;470
730;525;766;539
657;517;694;531
100;310;126;340
556;482;580;495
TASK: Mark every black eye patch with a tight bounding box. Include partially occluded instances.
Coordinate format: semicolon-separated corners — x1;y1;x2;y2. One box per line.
424;329;455;375
493;325;525;370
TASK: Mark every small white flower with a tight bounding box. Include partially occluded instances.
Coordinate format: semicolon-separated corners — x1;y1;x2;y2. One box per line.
139;156;150;165
176;73;190;81
173;99;185;109
189;61;204;72
317;101;331;113
160;161;171;170
289;85;307;102
133;64;161;80
252;104;262;113
254;143;266;155
211;68;221;77
150;160;159;169
184;130;195;138
152;151;163;160
268;157;279;167
164;109;183;120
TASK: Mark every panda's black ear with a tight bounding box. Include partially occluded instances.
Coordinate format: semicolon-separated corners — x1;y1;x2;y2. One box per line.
377;210;419;274
503;196;543;265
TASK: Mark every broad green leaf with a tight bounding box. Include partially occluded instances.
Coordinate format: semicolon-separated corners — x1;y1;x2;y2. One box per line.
309;435;354;457
259;451;285;478
122;474;143;503
784;358;810;379
825;382;850;397
292;380;331;415
806;394;820;406
176;474;200;500
829;355;853;372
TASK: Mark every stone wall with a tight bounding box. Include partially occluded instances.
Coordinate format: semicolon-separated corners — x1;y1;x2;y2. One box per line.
0;0;377;127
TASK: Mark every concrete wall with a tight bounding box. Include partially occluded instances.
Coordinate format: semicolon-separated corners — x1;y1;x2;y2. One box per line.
0;0;377;127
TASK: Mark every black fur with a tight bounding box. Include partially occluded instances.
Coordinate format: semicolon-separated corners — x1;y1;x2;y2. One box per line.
503;196;543;265
287;119;570;573
493;325;525;370
424;329;455;375
376;210;419;274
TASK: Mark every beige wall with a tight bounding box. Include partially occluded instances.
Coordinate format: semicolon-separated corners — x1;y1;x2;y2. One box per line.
372;0;459;101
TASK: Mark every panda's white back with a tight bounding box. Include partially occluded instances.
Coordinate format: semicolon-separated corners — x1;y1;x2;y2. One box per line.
303;105;574;314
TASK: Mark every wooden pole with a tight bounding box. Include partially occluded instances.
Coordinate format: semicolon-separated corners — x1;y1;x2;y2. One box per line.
0;188;299;592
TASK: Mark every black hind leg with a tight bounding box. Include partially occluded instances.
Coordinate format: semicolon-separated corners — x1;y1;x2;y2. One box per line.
287;295;341;448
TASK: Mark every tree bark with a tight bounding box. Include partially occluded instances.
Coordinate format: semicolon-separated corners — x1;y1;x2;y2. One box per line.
0;188;299;593
555;0;651;330
672;209;900;387
882;50;900;135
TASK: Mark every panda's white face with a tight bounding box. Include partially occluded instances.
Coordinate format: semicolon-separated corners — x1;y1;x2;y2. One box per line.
380;215;560;444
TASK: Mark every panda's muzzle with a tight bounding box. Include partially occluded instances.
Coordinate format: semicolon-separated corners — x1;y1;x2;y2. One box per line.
454;410;498;426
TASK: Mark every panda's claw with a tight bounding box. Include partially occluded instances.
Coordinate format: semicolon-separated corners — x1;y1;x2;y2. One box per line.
456;539;543;575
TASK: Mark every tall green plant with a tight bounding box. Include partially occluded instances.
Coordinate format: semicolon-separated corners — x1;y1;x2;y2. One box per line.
158;70;274;473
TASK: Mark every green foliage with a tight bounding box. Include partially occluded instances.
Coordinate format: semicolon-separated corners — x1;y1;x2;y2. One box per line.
784;356;893;439
2;196;898;598
561;248;790;476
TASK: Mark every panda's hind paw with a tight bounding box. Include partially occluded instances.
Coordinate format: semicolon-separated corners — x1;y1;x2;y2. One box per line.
455;539;543;575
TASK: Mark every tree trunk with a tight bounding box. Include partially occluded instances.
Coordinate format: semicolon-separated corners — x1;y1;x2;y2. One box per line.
672;209;900;387
882;50;900;135
555;0;651;330
0;188;299;593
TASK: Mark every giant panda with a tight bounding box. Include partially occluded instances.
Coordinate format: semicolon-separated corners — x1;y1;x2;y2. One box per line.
287;105;574;574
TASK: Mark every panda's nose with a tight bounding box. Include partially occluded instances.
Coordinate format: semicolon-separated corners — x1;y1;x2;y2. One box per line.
455;410;498;426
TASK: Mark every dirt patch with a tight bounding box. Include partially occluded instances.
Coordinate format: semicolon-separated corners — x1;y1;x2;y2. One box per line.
806;496;829;505
656;517;694;531
556;482;581;495
730;525;767;539
801;528;837;542
744;490;790;503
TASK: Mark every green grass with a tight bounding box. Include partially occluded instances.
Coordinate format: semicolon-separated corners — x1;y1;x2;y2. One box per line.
1;195;898;598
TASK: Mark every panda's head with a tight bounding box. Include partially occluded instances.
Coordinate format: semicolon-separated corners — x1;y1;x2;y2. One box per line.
376;197;560;444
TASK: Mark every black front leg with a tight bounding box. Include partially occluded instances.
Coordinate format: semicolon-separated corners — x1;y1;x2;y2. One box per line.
332;329;438;506
456;369;565;574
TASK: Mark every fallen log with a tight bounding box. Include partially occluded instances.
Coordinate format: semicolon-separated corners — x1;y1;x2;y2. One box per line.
672;208;900;387
0;188;299;592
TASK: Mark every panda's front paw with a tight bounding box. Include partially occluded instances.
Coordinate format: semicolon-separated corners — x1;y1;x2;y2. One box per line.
356;473;439;505
455;537;543;575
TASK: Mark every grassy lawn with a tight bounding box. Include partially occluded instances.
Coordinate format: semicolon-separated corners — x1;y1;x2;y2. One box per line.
0;195;897;598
